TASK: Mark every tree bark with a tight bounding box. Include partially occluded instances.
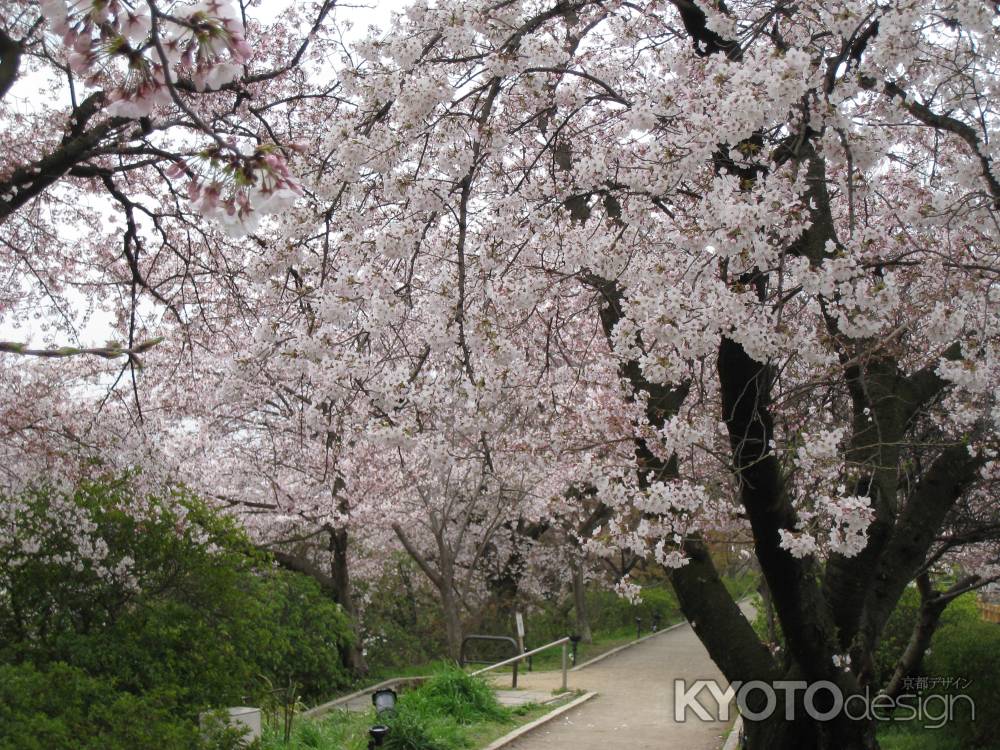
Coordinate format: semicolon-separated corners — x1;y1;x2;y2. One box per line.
572;558;593;643
440;557;464;662
393;522;465;662
0;29;20;101
327;524;369;676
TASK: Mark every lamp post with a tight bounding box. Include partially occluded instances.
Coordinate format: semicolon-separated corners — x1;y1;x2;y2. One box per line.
368;688;397;749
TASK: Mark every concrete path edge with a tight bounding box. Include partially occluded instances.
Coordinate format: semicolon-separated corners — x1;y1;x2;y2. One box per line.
570;621;687;672
300;676;428;719
481;691;599;750
721;716;743;750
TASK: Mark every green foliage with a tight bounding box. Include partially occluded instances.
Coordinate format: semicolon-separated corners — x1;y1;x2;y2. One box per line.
404;665;509;724
259;668;513;750
0;478;352;749
877;721;964;750
259;709;370;750
382;706;464;750
379;667;509;750
360;559;448;675
516;584;681;650
0;661;213;750
251;570;355;703
924;611;1000;748
874;589;980;687
873;587;921;687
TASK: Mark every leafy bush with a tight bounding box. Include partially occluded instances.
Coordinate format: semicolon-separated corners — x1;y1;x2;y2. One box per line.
252;569;355;703
383;707;460;750
0;478;353;748
582;585;679;634
924;614;1000;748
0;661;216;750
874;589;979;688
749;584;981;692
405;665;509;724
877;721;964;750
381;667;507;750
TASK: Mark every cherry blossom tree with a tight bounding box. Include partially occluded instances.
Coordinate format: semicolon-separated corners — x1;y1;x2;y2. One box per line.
256;2;996;748
3;2;1000;749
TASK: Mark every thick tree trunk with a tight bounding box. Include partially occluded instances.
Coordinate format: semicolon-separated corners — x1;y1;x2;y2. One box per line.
743;707;876;750
0;30;20;101
327;525;369;676
572;560;593;643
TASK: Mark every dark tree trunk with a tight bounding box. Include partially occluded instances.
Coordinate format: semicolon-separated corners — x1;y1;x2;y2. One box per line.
572;559;593;643
441;561;464;662
327;524;369;676
562;13;980;743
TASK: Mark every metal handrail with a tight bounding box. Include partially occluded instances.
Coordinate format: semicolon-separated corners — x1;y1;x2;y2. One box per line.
470;636;572;692
461;635;521;687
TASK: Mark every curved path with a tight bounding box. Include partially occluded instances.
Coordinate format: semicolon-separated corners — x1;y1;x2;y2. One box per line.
494;621;735;750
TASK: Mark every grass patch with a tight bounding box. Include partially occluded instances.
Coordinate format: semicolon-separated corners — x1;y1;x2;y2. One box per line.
877;721;965;750
406;666;509;723
261;665;560;750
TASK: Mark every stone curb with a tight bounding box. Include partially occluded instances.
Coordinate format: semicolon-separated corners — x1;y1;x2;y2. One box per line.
481;691;599;750
721;716;743;750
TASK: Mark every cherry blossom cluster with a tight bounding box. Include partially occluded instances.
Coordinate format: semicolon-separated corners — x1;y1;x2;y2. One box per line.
778;491;876;560
40;0;251;118
168;143;303;236
0;490;139;603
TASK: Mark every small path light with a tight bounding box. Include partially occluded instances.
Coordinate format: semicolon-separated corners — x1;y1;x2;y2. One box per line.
372;688;397;717
635;617;642;640
368;725;390;749
569;634;582;666
368;688;396;749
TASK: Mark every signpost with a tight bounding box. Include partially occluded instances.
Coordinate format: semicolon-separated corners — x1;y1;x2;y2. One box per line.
514;611;527;670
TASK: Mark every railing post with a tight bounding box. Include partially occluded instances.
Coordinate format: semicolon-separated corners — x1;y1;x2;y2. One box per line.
512;660;518;688
561;642;568;692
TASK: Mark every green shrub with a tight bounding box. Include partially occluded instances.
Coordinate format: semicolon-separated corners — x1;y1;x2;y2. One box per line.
251;569;354;703
0;478;353;745
406;665;509;724
383;708;459;750
878;721;963;750
382;669;503;750
0;661;213;750
924;615;1000;748
874;589;980;688
360;560;449;675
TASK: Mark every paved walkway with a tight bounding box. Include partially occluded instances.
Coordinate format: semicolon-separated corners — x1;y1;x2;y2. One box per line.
489;621;734;750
